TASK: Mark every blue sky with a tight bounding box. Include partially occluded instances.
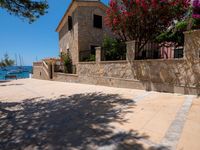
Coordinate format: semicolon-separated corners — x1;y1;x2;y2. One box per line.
0;0;109;66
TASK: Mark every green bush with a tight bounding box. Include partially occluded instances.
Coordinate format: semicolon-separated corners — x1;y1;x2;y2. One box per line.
155;8;200;47
82;54;95;62
60;52;72;73
102;36;126;61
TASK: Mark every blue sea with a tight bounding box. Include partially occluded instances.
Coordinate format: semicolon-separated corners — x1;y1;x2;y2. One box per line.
0;66;32;80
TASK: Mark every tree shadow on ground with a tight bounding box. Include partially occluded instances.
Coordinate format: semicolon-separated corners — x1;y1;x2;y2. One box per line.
0;80;10;83
0;83;24;87
0;93;168;150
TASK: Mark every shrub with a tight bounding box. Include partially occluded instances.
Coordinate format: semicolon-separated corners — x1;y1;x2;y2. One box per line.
102;36;126;60
60;52;72;73
81;54;96;62
156;7;200;47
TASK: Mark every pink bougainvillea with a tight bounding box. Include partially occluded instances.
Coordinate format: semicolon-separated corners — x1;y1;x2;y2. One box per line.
192;0;200;18
105;0;190;50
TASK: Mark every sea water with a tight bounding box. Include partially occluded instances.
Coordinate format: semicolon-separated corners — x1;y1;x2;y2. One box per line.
0;66;33;80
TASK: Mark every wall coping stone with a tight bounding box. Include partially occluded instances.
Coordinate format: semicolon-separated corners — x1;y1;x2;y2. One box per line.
78;61;96;64
100;60;128;64
33;61;42;63
132;58;185;62
33;62;43;66
184;29;200;34
78;59;185;65
54;72;79;77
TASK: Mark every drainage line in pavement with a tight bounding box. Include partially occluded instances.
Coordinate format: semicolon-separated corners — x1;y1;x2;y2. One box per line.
158;95;195;150
133;91;153;103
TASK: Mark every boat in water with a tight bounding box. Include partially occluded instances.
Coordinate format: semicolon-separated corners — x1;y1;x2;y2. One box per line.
19;68;30;73
2;68;8;71
0;66;32;80
7;69;23;75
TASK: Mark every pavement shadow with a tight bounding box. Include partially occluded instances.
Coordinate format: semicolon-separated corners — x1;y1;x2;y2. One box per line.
0;80;10;83
0;83;24;87
0;92;166;150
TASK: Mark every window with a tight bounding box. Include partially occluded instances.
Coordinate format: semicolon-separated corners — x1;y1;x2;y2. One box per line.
93;15;102;29
68;16;73;31
174;48;183;58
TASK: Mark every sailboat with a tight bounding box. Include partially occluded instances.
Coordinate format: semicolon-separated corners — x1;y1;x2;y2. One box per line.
20;55;29;72
7;70;22;74
6;54;23;75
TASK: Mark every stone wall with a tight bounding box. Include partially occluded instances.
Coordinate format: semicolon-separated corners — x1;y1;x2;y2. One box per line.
32;62;50;80
35;30;200;95
130;59;200;88
78;61;132;79
76;59;200;95
78;6;113;52
53;73;79;83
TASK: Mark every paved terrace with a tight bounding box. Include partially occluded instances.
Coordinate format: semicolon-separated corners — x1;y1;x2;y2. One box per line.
0;79;199;150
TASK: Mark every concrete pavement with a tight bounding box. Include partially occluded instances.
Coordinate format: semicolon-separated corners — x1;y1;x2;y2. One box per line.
0;79;199;150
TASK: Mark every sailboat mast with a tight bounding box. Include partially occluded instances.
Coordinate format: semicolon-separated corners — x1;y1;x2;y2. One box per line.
15;54;18;66
19;54;22;67
22;56;24;66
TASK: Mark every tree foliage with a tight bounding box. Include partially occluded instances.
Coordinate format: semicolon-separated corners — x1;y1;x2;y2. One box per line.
156;3;200;47
192;0;200;19
105;0;190;51
0;0;48;23
0;54;15;68
156;18;200;47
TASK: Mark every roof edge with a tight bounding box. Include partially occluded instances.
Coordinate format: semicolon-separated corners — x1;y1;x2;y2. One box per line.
55;1;108;32
56;1;75;32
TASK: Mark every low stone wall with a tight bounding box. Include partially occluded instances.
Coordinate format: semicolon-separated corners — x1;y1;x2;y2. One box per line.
76;59;200;95
53;73;79;83
32;66;48;80
32;62;50;80
131;59;200;87
78;61;132;79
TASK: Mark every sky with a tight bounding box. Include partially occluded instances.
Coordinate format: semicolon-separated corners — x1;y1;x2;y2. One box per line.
0;0;109;66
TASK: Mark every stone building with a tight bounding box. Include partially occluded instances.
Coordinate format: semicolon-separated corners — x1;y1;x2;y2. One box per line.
56;0;112;65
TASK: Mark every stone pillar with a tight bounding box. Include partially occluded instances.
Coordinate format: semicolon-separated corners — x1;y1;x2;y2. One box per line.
184;30;200;95
95;47;101;63
126;40;136;61
184;30;200;60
